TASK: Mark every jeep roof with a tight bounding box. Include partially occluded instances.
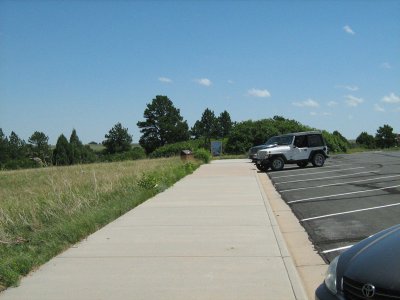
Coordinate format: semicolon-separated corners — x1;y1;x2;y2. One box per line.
283;131;322;136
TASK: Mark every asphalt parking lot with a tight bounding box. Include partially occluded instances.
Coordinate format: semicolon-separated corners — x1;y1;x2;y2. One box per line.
266;151;400;263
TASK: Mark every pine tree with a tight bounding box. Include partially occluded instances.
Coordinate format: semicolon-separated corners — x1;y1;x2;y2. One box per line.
375;124;396;148
53;134;71;165
8;131;27;160
0;128;10;164
191;108;218;148
137;95;189;153
217;110;233;138
69;129;83;164
103;123;132;154
28;131;52;165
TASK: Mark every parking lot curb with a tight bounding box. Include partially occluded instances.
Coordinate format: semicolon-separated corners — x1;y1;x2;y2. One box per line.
256;171;327;300
255;171;309;300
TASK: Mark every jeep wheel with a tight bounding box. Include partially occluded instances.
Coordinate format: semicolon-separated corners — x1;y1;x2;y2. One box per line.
256;164;265;172
312;153;325;167
297;161;308;168
271;157;284;171
256;163;269;172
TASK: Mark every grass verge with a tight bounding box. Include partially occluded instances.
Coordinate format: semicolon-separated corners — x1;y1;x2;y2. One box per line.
332;146;400;155
0;157;201;290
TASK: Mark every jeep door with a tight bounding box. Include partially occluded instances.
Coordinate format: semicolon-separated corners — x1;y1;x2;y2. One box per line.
292;135;310;160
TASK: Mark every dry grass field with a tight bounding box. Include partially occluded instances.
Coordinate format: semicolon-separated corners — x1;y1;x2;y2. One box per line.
0;157;200;289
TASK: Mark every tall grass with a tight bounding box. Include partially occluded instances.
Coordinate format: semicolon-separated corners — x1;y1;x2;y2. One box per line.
0;158;200;289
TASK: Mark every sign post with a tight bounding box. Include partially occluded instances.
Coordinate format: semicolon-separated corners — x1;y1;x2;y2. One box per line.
211;141;222;156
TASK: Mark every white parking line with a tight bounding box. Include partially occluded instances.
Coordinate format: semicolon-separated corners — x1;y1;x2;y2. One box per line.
272;167;365;179
275;170;379;185
322;245;353;254
280;174;400;193
288;184;400;204
270;164;350;174
301;202;400;222
321;234;374;254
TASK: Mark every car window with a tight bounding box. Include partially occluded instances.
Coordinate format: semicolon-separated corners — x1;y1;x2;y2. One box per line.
266;135;294;146
265;136;279;145
294;135;307;147
278;135;293;145
307;134;324;147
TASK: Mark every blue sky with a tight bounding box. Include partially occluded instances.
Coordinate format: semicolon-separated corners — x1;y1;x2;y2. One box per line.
1;0;399;144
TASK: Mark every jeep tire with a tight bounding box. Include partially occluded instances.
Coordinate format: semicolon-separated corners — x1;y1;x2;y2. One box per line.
312;153;325;167
256;163;269;172
271;157;285;171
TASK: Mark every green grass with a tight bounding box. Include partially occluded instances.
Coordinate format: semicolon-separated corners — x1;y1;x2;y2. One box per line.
0;157;201;290
333;146;400;155
87;143;141;152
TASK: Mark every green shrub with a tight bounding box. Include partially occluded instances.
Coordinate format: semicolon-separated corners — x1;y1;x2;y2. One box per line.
356;132;376;149
184;162;196;173
99;147;146;162
322;131;349;153
4;158;38;170
193;148;212;163
149;140;203;158
137;173;159;190
129;147;147;160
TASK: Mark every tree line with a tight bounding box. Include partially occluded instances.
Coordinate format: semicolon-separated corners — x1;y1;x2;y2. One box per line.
1;94;398;170
135;96;398;154
356;125;398;149
0;125;145;170
136;95;232;153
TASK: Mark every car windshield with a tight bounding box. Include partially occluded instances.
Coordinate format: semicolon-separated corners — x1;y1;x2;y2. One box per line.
266;135;293;145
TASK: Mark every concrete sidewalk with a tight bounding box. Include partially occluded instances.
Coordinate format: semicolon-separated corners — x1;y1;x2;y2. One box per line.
0;159;307;300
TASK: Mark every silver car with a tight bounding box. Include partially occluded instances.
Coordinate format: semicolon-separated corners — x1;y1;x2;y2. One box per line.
248;144;269;162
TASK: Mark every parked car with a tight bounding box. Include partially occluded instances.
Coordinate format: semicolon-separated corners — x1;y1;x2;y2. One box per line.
248;141;280;162
248;144;268;162
255;131;329;171
316;224;400;299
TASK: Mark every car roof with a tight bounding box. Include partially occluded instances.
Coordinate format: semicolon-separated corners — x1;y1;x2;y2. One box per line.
281;131;322;136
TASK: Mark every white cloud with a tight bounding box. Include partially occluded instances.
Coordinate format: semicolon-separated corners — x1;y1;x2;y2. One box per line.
195;78;212;87
247;88;271;98
381;93;400;104
327;101;338;107
345;86;358;91
158;77;172;83
374;104;385;112
345;95;364;107
336;85;359;91
293;99;320;108
227;80;234;84
310;111;332;116
380;62;392;69
343;25;355;35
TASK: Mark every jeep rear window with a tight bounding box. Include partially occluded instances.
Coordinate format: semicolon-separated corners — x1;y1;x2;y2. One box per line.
307;134;324;147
